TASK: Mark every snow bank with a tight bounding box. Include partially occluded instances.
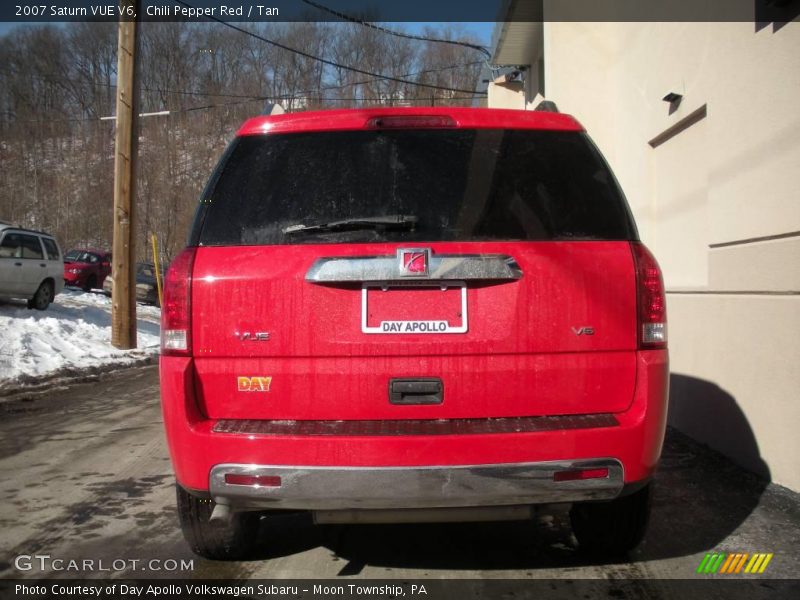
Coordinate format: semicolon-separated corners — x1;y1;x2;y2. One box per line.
0;289;160;391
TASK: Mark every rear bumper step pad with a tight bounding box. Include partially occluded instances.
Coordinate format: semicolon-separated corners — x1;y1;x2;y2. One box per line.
212;413;619;437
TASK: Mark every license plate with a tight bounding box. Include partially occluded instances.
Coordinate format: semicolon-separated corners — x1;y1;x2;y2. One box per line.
361;281;468;334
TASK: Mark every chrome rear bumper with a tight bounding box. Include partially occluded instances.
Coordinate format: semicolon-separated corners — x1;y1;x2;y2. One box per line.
209;459;624;511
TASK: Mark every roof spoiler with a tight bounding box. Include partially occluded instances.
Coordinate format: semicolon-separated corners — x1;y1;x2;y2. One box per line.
534;100;560;113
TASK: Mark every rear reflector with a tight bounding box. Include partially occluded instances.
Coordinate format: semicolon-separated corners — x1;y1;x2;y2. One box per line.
365;115;456;129
224;474;282;487
553;468;609;482
631;242;667;349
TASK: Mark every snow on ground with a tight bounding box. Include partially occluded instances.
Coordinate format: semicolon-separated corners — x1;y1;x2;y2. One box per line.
0;288;160;390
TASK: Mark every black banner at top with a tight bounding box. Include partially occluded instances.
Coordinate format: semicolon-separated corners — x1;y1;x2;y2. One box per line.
2;0;800;23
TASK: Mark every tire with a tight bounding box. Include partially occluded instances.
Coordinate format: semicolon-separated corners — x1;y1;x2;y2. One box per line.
176;485;260;560
570;483;651;556
27;280;54;311
83;275;97;292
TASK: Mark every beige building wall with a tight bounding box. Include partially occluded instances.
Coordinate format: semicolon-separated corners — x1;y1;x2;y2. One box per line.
491;19;800;490
487;80;526;110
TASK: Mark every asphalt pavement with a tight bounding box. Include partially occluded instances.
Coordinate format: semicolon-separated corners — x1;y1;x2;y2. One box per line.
1;365;798;584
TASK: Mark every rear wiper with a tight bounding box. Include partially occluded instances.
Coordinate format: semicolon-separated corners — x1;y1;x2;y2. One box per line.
282;214;418;235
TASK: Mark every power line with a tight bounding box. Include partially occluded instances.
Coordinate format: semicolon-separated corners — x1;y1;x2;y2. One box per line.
1;61;486;125
0;97;256;124
14;97;272;124
271;60;484;101
1;58;483;103
300;0;492;59
3;91;485;125
170;0;486;96
0;67;265;100
144;60;483;99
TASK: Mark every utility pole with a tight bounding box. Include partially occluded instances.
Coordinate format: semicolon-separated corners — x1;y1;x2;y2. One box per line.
111;0;139;349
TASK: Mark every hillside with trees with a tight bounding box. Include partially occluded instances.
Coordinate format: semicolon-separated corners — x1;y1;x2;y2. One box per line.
0;21;484;262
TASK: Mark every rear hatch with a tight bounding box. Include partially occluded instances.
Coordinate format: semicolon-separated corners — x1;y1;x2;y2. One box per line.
187;119;640;421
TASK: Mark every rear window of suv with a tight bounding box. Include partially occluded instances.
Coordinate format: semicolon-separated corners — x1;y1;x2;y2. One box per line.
193;129;638;246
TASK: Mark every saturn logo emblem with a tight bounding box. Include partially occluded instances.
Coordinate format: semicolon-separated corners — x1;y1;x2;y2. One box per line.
398;248;430;277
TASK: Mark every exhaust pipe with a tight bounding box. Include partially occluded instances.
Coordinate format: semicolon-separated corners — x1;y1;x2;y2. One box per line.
209;502;231;523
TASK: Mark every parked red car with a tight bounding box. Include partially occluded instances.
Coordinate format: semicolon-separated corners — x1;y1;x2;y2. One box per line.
63;249;111;291
160;107;669;560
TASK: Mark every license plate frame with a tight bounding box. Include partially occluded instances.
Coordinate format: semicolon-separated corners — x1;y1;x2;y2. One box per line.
361;280;468;334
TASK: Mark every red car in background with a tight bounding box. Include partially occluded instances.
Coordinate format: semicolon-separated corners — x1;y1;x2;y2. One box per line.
63;249;111;291
160;107;669;560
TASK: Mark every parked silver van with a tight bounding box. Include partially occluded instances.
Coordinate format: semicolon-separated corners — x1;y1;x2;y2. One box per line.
0;221;64;310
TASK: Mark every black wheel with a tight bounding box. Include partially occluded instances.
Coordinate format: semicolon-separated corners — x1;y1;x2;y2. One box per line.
83;275;97;292
176;485;260;560
28;280;54;311
570;483;651;556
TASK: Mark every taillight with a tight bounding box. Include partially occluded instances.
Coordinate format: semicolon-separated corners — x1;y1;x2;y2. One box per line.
161;247;196;356
631;242;667;349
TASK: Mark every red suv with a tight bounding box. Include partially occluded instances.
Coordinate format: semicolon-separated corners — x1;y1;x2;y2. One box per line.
160;108;668;559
